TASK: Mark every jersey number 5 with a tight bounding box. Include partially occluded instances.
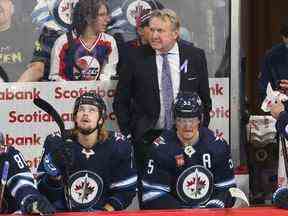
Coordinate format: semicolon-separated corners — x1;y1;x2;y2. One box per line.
147;159;154;174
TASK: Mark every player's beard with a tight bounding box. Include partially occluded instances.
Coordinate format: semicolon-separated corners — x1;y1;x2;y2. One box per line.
78;126;97;135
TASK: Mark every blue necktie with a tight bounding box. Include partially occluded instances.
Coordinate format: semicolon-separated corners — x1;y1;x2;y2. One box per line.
161;53;174;129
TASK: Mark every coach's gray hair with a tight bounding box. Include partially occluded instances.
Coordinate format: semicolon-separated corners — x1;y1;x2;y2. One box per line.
150;9;180;32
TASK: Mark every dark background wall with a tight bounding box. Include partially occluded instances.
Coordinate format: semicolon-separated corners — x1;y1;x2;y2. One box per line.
242;0;288;114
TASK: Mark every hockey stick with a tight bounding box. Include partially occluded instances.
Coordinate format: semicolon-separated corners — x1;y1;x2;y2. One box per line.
33;98;65;137
33;97;72;210
0;161;9;212
280;135;288;180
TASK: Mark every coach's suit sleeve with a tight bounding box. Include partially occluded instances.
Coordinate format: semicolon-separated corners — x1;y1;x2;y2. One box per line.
113;55;134;137
198;49;212;127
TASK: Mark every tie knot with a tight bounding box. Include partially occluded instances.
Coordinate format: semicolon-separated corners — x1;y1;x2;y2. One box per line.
161;53;169;58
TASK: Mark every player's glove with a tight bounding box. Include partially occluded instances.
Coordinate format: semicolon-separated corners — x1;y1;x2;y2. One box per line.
21;194;56;215
272;187;288;209
205;199;225;208
43;153;61;177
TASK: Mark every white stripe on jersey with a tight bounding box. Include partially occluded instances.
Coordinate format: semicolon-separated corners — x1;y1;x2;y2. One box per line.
214;178;236;188
142;191;166;202
11;180;37;197
110;175;137;189
7;172;36;197
142;180;171;192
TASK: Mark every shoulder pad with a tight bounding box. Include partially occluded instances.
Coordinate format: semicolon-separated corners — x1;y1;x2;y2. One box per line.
43;131;64;151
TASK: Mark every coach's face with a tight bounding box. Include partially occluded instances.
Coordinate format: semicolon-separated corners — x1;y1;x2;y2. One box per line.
149;16;179;53
0;0;14;30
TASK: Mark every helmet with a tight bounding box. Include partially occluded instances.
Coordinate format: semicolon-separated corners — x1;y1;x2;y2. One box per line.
73;92;107;120
173;91;203;120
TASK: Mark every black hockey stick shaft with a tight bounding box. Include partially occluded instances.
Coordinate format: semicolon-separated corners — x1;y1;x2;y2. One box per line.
280;135;288;179
33;97;72;210
33;97;65;137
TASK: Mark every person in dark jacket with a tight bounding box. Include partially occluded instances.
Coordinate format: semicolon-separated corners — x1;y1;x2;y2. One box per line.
259;17;288;101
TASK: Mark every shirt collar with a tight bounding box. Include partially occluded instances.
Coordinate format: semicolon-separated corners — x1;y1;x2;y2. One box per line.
156;42;179;56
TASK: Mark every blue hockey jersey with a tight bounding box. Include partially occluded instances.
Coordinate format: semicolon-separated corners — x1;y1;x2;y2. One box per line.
37;131;137;211
142;127;236;209
0;146;39;213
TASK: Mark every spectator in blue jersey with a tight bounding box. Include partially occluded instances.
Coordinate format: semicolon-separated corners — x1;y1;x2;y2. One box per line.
49;0;118;81
259;17;288;101
0;134;55;214
141;92;236;209
37;92;137;212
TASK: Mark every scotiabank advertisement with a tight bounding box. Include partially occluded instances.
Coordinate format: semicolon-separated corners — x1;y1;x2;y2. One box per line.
0;78;228;172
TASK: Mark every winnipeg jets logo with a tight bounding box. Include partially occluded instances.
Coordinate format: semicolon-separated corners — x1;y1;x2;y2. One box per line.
75;56;101;80
176;165;213;205
74;173;95;202
126;0;152;26
69;171;103;208
183;168;208;199
31;0;78;30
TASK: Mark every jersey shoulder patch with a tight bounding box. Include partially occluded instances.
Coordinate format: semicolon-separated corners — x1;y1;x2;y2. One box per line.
153;135;166;147
114;131;127;143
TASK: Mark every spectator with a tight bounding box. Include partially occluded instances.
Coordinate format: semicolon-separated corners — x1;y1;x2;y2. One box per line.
37;92;137;211
17;27;64;82
0;133;55;214
113;8;212;191
259;17;288;101
17;0;77;82
0;0;35;81
49;0;118;81
142;92;236;209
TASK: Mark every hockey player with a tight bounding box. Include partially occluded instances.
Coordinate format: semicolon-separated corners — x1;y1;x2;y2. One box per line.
141;92;236;209
37;92;137;211
0;133;55;214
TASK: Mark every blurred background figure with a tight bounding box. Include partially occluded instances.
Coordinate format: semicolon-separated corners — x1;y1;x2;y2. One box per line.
0;0;35;81
259;17;288;101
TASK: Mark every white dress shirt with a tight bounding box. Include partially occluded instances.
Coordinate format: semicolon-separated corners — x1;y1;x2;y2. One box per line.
155;42;180;129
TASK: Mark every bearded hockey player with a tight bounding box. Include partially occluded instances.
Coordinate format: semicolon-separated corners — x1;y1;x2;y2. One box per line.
0;133;55;214
37;92;137;211
141;92;236;209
